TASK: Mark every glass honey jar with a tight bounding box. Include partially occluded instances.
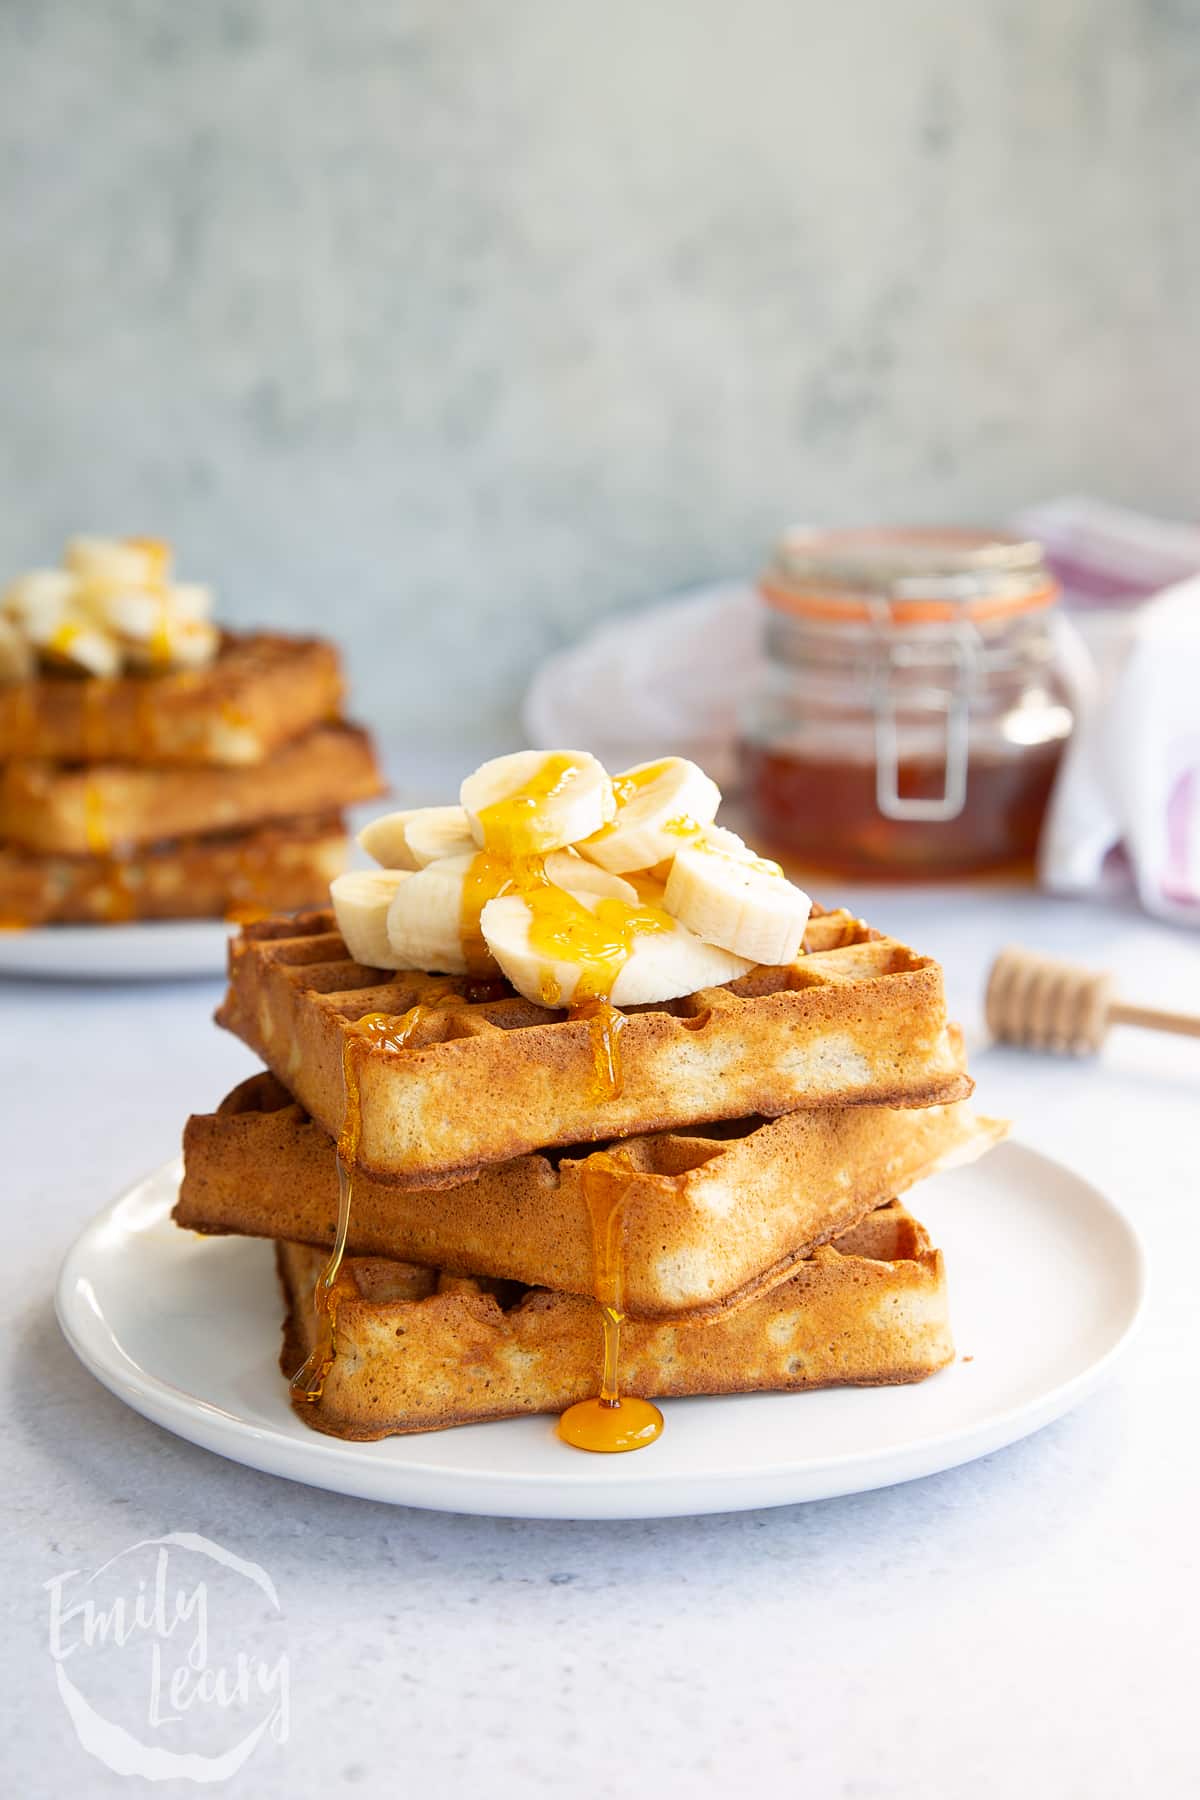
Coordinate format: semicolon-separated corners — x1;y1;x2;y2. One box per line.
739;528;1075;879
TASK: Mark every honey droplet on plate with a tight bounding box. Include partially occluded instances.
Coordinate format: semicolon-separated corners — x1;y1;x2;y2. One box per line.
557;1395;663;1454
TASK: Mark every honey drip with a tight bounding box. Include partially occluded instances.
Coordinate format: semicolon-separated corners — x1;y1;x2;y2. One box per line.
459;850;520;977
468;757;676;1446
569;995;626;1099
290;1008;437;1404
82;776;110;855
557;1155;663;1454
148;592;173;667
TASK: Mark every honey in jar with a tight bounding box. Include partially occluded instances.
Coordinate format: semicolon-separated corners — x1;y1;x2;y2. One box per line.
739;528;1075;879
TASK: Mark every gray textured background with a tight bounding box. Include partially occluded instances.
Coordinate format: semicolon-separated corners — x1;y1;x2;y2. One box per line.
1;1;1197;744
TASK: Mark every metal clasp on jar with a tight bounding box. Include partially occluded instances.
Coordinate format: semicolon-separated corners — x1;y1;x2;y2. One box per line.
868;602;980;822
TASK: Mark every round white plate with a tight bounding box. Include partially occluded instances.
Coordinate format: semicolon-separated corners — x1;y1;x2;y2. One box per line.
56;1143;1145;1520
0;918;232;981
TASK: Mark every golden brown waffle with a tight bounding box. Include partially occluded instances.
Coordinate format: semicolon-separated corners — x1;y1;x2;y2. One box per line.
0;723;383;855
0;632;344;766
217;907;972;1186
180;1072;1002;1318
277;1201;953;1439
0;814;348;926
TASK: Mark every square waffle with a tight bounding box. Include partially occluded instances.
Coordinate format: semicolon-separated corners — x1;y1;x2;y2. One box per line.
216;906;973;1186
0;632;344;766
0;813;349;926
179;1071;1002;1319
277;1200;953;1439
0;722;383;855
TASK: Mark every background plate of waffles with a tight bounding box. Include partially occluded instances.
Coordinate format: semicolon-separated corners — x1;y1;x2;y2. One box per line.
56;1141;1145;1520
0;538;386;981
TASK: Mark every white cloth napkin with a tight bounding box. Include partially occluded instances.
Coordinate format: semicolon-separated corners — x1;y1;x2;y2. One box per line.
1040;578;1200;923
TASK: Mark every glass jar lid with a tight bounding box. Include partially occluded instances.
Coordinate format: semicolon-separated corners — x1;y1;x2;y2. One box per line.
760;527;1058;626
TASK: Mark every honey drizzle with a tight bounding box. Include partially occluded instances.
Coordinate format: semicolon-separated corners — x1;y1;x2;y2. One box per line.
611;760;670;805
569;994;627;1098
459;850;518;977
557;1154;663;1453
82;776;110;854
78;675;115;862
289;1006;438;1404
466;756;675;1447
476;752;587;859
524;886;675;1007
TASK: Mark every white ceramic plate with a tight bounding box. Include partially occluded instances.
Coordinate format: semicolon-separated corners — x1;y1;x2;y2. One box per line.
56;1143;1145;1520
0;919;232;981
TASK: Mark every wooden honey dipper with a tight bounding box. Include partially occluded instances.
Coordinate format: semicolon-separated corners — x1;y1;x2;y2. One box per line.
985;945;1200;1054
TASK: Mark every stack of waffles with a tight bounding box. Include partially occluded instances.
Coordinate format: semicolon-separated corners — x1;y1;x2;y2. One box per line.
0;537;384;925
175;749;1003;1448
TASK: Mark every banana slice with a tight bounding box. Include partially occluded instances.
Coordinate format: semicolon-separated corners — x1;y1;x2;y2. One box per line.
88;589;161;640
359;806;477;871
385;853;491;976
462;750;615;857
65;535;170;590
33;611;122;677
123;616;219;670
330;870;412;968
578;757;721;873
157;617;218;668
693;823;780;868
166;582;213;623
2;569;80;637
664;839;811;966
480;889;752;1007
542;850;637;903
0;616;34;683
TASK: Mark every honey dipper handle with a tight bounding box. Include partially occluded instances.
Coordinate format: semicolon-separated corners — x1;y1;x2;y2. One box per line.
1108;1002;1200;1040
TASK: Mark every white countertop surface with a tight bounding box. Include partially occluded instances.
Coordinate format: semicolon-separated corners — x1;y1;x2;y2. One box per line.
6;751;1200;1798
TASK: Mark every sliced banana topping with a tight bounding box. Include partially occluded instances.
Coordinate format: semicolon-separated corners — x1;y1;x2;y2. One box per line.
2;569;79;637
359;806;477;871
481;888;751;1008
65;535;170;590
578;757;721;873
665;837;811;965
330;870;412;969
385;853;499;978
462;750;615;858
542;850;638;904
346;747;804;1008
35;615;121;676
0;537;219;679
